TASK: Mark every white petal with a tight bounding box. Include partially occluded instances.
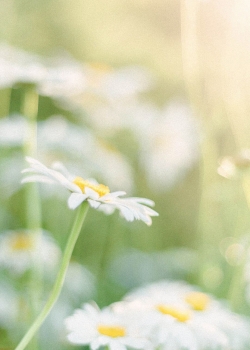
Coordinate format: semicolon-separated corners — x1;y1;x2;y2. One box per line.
68;193;88;210
129;197;155;207
98;203;116;215
109;340;126;350
85;187;99;200
21;175;55;184
119;206;136;222
24;157;81;193
67;333;90;345
88;199;101;208
101;191;126;200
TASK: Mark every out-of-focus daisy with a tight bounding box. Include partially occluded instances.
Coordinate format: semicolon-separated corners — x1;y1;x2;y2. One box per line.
85;64;153;100
86;100;199;191
21;157;158;225
38;57;86;98
124;280;250;350
138;101;200;191
65;302;150;349
0;44;86;98
0;44;45;88
218;150;250;179
0;230;61;275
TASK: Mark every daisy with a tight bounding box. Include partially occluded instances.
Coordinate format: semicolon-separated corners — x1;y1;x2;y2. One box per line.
65;302;150;350
21;157;158;225
124;280;250;350
0;229;61;275
138;101;200;191
0;44;86;98
85;64;153;100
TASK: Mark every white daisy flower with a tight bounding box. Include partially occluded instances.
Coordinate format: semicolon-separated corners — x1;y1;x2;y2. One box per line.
138;101;200;191
21;157;158;225
65;303;150;350
0;44;86;98
85;64;153;100
0;229;61;275
124;280;250;350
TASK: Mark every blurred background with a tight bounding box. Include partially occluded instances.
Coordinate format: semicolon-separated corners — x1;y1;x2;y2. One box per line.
1;0;250;349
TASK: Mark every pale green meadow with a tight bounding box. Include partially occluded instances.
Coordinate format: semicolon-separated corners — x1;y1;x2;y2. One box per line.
1;1;250;349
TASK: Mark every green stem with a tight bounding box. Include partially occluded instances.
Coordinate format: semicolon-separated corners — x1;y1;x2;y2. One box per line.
15;202;89;350
228;177;250;311
22;86;41;350
22;85;39;158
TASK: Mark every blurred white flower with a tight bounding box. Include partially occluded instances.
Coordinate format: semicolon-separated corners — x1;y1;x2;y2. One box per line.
124;280;250;350
0;44;153;101
22;157;158;225
0;229;61;275
86;100;158;137
0;44;86;98
85;64;153;100
65;303;150;349
138;101;200;191
87;100;200;191
38;57;86;98
0;44;45;88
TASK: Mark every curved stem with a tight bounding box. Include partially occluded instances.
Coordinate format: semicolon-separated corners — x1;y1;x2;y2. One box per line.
15;202;89;350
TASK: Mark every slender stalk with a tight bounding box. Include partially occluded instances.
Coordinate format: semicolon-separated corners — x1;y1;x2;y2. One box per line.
15;202;89;350
22;86;41;350
227;177;250;311
22;86;41;235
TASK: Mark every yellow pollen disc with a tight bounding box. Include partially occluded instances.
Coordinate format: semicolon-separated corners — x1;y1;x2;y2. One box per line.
156;305;190;322
185;292;210;311
97;325;126;338
10;234;34;251
73;177;110;197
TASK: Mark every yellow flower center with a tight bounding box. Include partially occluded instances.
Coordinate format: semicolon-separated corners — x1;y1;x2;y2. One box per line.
97;325;126;338
73;177;110;197
10;233;34;251
185;292;210;311
156;305;190;322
